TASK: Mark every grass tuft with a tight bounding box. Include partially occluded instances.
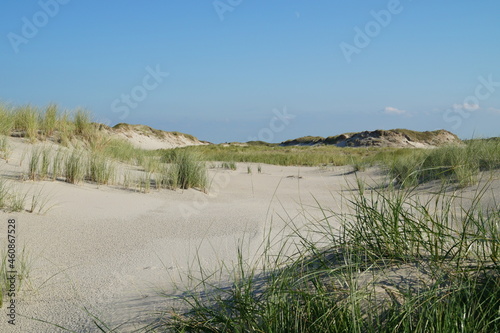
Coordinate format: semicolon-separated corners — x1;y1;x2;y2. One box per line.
0;136;11;162
41;104;58;138
87;153;115;185
14;105;39;142
64;149;86;184
165;149;207;190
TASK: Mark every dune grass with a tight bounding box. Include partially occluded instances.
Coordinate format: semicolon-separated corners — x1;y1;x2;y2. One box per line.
73;109;93;139
382;139;500;188
64;149;86;184
153;181;499;333
0;180;9;209
3;101;499;193
40;146;51;180
102;138;151;165
50;148;65;181
0;179;51;214
28;146;42;181
220;161;237;170
0;103;98;144
171;144;379;167
87;152;116;186
13;105;39;143
41;104;58;138
174;138;500;190
0;136;11;162
57;111;75;146
164;149;207;190
8;189;28;212
0;105;14;136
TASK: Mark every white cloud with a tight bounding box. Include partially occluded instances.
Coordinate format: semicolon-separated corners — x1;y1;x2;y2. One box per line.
384;106;407;115
488;107;500;114
453;103;479;111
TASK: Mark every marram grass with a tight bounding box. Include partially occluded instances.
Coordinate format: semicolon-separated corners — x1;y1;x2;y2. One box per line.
150;182;500;333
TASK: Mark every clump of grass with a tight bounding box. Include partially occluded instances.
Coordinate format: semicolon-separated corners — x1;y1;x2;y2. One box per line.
0;105;14;135
57;111;74;146
0;180;8;209
143;156;161;173
50;149;65;181
87;128;111;153
0;180;53;214
28;146;41;181
220;161;237;170
64;149;86;184
121;170;134;190
73;109;93;139
384;144;485;188
28;187;52;214
87;153;115;185
247;165;252;174
257;164;262;173
166;149;207;190
26;145;55;181
9;190;27;212
40;146;51;180
0;136;11;162
163;165;179;190
41;104;58;138
13;105;39;142
139;172;152;193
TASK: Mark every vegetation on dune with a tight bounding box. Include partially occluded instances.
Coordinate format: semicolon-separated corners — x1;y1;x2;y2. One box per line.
113;122;199;142
281;135;326;145
383;139;500;188
1;100;499;195
164;149;207;190
281;129;460;147
173;138;500;188
168;144;385;167
64;149;86;184
219;161;237;170
153;183;500;333
0;103;211;194
0;105;14;136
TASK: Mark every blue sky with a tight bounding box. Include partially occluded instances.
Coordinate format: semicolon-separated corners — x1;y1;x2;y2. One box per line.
2;0;500;143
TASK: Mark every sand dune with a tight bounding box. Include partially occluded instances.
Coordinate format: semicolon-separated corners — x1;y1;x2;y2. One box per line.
0;137;498;332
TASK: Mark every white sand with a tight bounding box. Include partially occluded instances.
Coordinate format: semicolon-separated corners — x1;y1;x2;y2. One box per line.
0;138;498;332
